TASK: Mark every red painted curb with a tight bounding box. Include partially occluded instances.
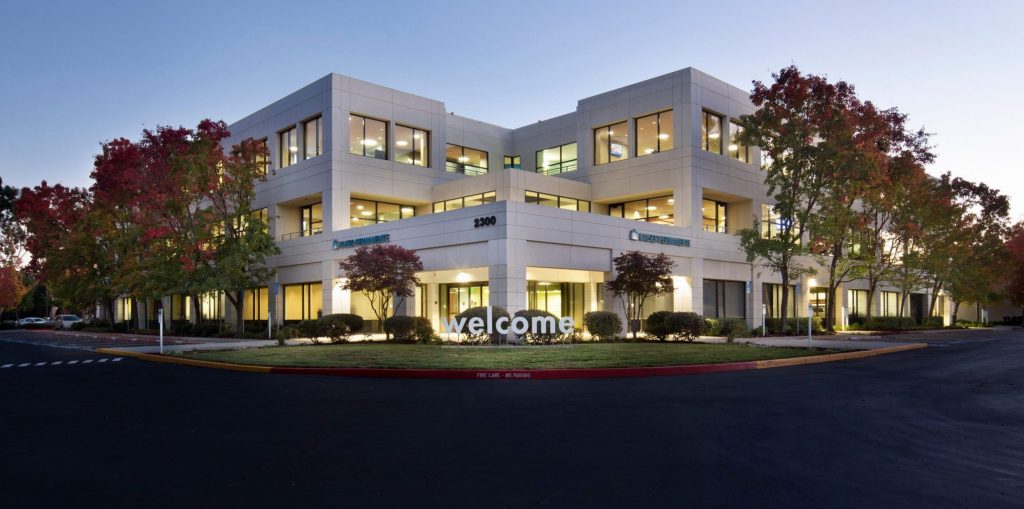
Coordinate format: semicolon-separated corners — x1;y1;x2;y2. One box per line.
268;360;761;380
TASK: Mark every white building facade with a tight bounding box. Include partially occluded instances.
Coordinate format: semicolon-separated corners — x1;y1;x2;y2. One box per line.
117;67;954;331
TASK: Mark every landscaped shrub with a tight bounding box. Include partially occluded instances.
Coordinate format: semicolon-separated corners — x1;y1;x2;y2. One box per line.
169;320;192;336
704;318;749;339
764;317;824;335
383;315;433;343
643;311;673;341
453;306;510;345
111;321;130;333
704;318;720;336
665;312;705;342
295;320;322;341
514;309;564;344
584;311;622;341
192;322;222;337
275;325;300;345
318;313;364;343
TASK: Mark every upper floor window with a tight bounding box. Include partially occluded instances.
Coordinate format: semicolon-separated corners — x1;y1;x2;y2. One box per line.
304;116;323;160
279;127;298;168
608;195;674;225
350;198;416;228
536;142;578;175
728;121;748;163
244;138;269;176
395;125;429;167
503;155;521;170
701;110;723;154
349;114;387;160
702;199;727;233
433;191;496;213
525;191;590;212
445;144;488;175
761;204;785;238
594;121;628;165
636;110;673;156
298;202;323;238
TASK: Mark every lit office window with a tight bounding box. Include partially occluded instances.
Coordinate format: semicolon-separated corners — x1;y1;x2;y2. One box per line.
445;144;488;175
253;138;269;176
848;289;869;319
703;280;746;319
243;287;269;321
535;142;578;175
728;120;748;162
594;121;628;165
810;287;829;318
433;191;496;212
882;291;901;317
348;114;388;159
608;195;673;224
395;125;429;167
761;204;785;238
525;191;590;212
283;282;322;321
304;116;323;160
763;284;796;319
702;198;727;233
701;110;723;154
279;126;298;168
503;155;521;170
299;203;323;237
350;198;416;228
636;110;673;156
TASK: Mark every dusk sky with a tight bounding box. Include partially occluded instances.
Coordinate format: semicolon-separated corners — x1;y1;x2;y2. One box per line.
1;0;1021;219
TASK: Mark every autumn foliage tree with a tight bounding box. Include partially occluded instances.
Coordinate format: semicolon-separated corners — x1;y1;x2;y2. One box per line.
1006;223;1024;314
606;251;675;339
338;244;423;337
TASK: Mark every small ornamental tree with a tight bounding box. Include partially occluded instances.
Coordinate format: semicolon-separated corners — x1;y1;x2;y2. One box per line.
338;244;423;338
606;251;674;339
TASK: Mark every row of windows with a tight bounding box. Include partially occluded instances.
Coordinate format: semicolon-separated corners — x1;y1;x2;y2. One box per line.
433;191;496;213
279;116;324;169
701;110;748;162
608;195;674;225
351;198;416;228
536;143;578;175
524;191;591;212
593;110;675;167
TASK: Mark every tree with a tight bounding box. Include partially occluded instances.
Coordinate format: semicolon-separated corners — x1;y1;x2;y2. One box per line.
606;250;674;339
0;264;25;318
338;244;423;338
1005;223;1024;313
737;66;858;333
0;177;27;318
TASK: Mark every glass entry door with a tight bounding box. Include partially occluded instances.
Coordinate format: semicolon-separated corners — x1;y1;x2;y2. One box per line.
440;283;489;322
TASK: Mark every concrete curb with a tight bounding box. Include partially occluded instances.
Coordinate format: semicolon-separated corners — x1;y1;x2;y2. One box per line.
96;343;927;380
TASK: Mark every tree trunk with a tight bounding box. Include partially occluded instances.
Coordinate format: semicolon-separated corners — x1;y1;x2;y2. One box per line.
779;267;790;335
224;289;244;338
130;297;139;330
191;293;202;324
952;300;961;324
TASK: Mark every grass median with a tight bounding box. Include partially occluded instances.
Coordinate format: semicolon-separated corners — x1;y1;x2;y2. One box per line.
181;342;833;370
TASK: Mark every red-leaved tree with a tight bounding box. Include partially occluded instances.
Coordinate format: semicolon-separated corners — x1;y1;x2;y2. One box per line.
338;244;423;336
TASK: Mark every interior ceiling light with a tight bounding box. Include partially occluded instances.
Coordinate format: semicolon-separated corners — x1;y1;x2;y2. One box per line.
362;139;378;146
658;133;670;140
667;198;675;204
709;133;720;139
396;140;408;147
728;144;739;151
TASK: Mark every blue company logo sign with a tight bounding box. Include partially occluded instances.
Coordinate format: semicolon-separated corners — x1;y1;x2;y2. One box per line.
628;229;690;247
332;234;390;250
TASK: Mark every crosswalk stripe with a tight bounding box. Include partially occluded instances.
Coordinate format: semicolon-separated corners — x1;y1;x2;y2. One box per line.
68;360;78;364
18;363;29;367
34;362;46;366
51;361;63;365
112;358;122;362
1;364;11;368
97;358;107;363
82;359;93;364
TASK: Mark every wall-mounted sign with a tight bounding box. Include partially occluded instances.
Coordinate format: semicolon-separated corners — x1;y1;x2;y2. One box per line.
628;229;690;247
474;215;497;228
332;234;390;250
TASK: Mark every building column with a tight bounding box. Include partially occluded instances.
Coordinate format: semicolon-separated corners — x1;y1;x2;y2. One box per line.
487;238;527;315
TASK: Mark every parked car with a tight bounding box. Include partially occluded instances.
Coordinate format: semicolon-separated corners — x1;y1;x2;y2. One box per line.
55;315;83;330
17;317;47;327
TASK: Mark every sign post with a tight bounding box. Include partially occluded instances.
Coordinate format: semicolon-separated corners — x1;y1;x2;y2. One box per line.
807;304;813;349
158;308;164;355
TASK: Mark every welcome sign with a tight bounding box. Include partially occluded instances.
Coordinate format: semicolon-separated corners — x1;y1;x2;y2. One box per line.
441;306;575;336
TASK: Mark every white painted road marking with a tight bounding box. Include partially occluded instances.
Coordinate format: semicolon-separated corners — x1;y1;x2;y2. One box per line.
67;360;78;364
34;362;46;366
1;364;11;368
112;358;122;362
51;361;63;365
97;358;107;363
17;363;29;367
82;360;93;364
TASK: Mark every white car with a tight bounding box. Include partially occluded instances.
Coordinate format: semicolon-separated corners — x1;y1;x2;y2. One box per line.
17;317;47;327
55;315;83;330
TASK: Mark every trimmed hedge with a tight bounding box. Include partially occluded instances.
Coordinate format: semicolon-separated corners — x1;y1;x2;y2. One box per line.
704;317;750;339
383;315;433;343
584;311;622;340
318;313;364;343
513;309;566;344
454;306;510;345
643;311;673;341
764;317;825;335
664;312;705;342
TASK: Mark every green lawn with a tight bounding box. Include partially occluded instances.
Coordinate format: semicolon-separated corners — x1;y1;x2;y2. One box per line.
182;342;831;369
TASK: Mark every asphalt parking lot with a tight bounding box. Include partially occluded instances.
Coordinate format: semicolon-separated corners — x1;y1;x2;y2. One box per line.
0;328;1021;508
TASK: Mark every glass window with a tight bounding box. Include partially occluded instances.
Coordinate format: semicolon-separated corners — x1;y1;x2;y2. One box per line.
702;199;727;233
253;138;269;176
444;198;463;211
701;110;723;154
593;121;628;165
810;287;829;319
279;126;298;168
703;280;746;319
608;195;674;224
283;282;322;321
433;202;445;213
304;116;323;160
728;121;748;163
524;191;589;212
243;287;269;321
763;284;797;319
445;144;488;175
433;191;497;212
503;155;521;170
636;110;673;156
349;198;415;228
848;289;869;319
761;204;784;238
395;125;429;167
300;202;323;236
348;114;388;159
882;291;901;317
535;142;578;175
